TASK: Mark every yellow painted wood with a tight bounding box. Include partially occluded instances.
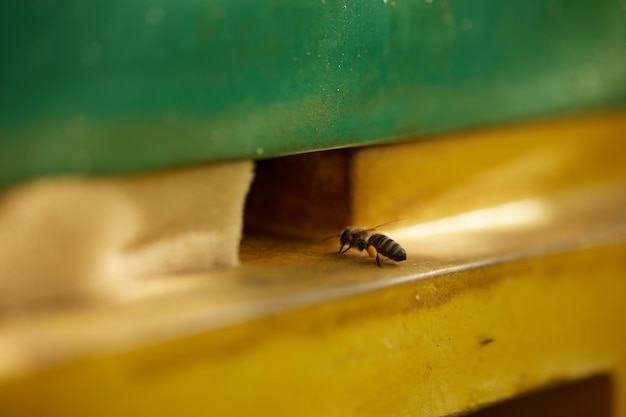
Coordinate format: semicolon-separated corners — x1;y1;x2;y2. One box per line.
246;109;626;238
1;245;625;416
0;179;625;416
352;109;626;228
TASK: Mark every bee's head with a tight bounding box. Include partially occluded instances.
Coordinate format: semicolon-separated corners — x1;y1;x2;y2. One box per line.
339;228;351;247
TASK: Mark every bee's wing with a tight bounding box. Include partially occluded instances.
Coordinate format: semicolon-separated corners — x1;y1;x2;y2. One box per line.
353;228;370;238
323;219;403;241
363;219;404;234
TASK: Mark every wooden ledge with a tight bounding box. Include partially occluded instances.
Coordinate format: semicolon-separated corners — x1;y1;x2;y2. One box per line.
0;178;626;416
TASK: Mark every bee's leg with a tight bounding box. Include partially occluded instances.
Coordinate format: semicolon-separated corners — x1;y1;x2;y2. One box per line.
338;245;345;254
339;244;353;255
376;254;381;267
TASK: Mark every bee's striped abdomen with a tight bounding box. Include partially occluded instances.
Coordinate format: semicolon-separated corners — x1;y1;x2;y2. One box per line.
367;233;407;262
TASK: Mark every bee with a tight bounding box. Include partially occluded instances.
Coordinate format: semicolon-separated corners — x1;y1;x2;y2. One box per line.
325;222;407;266
366;233;407;267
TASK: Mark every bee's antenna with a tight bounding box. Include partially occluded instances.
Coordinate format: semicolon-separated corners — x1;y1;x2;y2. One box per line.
322;233;341;241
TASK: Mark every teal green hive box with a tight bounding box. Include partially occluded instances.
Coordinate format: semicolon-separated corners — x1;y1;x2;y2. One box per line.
1;0;626;185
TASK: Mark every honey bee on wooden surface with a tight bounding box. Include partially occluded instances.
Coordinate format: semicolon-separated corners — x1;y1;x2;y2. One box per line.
365;233;407;266
324;221;407;266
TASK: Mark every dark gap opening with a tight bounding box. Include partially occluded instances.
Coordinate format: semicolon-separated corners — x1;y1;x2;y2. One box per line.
463;374;612;417
244;151;352;239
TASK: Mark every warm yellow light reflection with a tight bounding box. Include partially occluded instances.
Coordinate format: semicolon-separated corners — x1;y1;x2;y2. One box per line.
393;198;553;240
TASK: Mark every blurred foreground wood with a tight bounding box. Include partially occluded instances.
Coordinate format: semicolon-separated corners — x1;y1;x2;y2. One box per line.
1;110;626;416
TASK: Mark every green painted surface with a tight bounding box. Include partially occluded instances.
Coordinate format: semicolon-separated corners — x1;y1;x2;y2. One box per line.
1;0;626;185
